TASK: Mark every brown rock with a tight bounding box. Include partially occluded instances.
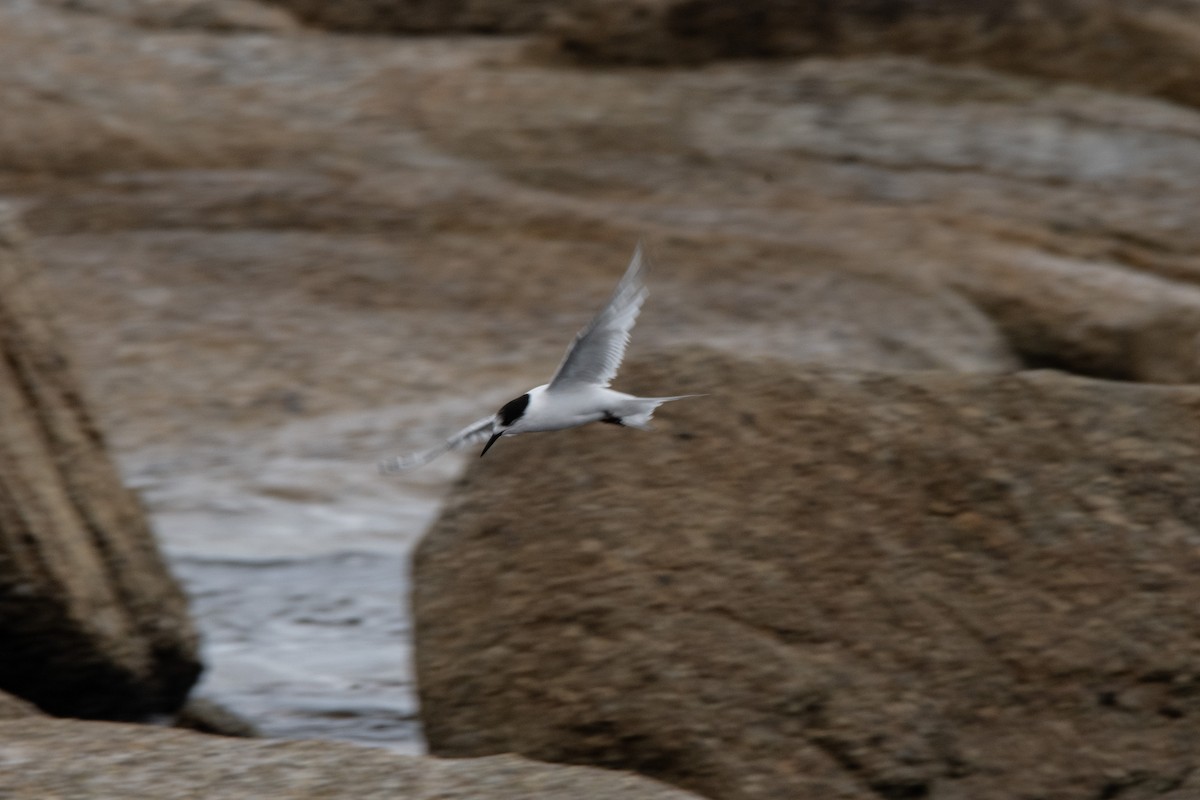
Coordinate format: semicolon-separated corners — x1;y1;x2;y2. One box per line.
415;348;1200;800
934;241;1200;383
550;0;1200;109
0;4;322;176
0;716;706;800
263;0;554;33
0;208;201;718
0;692;41;721
4;0;1200;759
51;0;300;32
173;697;259;738
8;0;1200;400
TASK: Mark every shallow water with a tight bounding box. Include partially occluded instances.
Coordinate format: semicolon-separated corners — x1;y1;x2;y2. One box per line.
173;553;423;752
122;408;481;753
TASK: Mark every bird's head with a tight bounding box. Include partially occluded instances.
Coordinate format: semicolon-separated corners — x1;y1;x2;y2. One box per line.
481;392;531;457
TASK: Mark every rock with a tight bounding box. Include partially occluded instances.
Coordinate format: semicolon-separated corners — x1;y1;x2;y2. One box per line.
8;1;1200;395
933;241;1200;383
0;716;705;800
0;207;201;718
173;697;259;738
0;692;41;721
8;0;1200;751
415;348;1200;800
406;53;1200;380
549;0;1200;110
52;0;300;32
0;3;322;176
262;0;554;33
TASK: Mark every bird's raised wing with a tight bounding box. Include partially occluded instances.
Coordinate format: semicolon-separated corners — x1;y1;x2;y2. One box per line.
548;244;649;391
379;415;496;473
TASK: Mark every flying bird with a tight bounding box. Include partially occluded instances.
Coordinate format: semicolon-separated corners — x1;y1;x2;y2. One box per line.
380;244;697;472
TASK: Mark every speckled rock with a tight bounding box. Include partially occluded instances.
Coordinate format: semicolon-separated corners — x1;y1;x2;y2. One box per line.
0;717;705;800
415;348;1200;800
0;209;201;718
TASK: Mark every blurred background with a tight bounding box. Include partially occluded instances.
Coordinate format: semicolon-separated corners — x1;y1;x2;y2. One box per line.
4;0;1200;757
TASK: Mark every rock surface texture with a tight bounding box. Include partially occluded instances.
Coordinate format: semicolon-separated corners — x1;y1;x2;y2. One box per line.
262;0;553;33
550;0;1200;109
58;0;299;32
415;349;1200;800
0;692;41;721
0;209;200;718
0;717;704;800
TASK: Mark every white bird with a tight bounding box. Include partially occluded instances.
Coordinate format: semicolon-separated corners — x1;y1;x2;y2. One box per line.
380;244;698;472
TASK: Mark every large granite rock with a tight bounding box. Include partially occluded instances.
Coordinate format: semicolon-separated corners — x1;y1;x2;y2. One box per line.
0;210;201;718
0;717;704;800
550;0;1200;109
415;348;1200;800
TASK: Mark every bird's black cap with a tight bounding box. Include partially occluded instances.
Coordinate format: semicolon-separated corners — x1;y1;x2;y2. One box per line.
481;393;531;457
497;393;530;426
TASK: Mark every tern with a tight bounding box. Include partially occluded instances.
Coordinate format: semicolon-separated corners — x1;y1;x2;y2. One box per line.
380;244;698;472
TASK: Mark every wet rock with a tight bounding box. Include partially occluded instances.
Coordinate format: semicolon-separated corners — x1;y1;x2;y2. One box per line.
550;0;1200;109
0;716;705;800
415;348;1200;800
0;208;201;718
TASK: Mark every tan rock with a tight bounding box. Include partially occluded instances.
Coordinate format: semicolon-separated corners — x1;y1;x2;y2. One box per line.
415;348;1200;800
0;207;200;718
0;717;705;800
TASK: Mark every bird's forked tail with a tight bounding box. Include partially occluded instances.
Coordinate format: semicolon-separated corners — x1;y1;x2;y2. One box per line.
619;394;703;430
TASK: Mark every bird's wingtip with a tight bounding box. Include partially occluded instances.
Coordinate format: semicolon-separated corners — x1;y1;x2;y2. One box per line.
627;239;652;283
634;238;649;262
379;455;423;474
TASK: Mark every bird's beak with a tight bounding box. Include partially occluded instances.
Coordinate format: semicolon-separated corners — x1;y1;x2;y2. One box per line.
480;431;503;457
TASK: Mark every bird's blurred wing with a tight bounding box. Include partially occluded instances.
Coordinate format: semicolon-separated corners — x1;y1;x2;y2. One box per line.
379;415;496;473
548;244;648;391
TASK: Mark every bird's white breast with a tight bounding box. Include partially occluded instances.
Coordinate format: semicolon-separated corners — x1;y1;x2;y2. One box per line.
509;384;631;434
